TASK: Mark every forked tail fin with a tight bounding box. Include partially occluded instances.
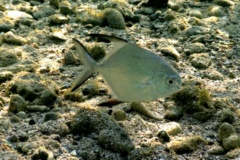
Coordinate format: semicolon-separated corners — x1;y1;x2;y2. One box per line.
69;38;96;92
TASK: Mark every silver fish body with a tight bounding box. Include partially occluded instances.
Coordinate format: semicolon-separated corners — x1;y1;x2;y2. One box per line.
70;34;182;102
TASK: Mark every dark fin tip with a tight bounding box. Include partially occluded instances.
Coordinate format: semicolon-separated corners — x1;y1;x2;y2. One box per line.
88;34;128;43
98;98;123;107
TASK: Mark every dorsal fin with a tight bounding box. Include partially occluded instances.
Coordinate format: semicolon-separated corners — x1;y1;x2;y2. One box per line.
88;34;129;63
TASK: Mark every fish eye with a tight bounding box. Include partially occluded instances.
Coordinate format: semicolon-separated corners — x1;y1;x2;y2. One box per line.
166;77;176;86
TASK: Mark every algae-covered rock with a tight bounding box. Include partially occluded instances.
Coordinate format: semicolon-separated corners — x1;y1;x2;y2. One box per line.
31;146;54;160
103;8;126;29
157;130;170;143
214;0;234;7
40;121;69;136
6;72;58;106
76;8;104;27
98;0;133;19
88;44;106;61
167;136;207;154
0;49;18;67
220;109;235;123
76;8;126;29
112;109;126;121
223;134;240;151
9;94;28;113
49;0;59;8
98;129;134;153
218;122;236;141
64;92;85;102
44;112;59;121
64;50;80;65
33;5;55;20
0;71;13;82
70;108;134;153
171;82;215;121
0;18;15;32
59;0;75;15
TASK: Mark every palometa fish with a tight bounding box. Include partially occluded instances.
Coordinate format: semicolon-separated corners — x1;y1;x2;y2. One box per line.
69;34;182;102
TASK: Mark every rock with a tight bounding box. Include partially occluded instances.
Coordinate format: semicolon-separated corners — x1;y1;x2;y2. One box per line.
49;14;69;24
223;134;240;151
9;94;28;113
226;148;240;159
190;53;211;69
162;9;176;21
22;142;38;154
140;0;168;8
184;42;206;55
202;70;224;80
40;121;69;136
168;0;181;11
164;102;184;120
50;30;67;41
157;130;170;143
0;49;18;67
189;9;203;19
158;45;180;60
59;1;75;15
0;18;15;32
0;71;13;82
10;116;21;123
64;92;85;102
171;82;215;121
5;10;33;19
103;8;126;29
214;0;234;7
218;122;236;141
16;111;27;119
63;50;80;65
88;44;106;61
98;0;134;19
207;6;226;17
167;136;207;154
50;0;60;8
6;73;58;106
164;122;182;136
185;26;211;36
220;109;235;123
33;6;55;20
207;145;225;155
70;108;134;153
32;146;54;160
26;105;49;112
44;112;59;121
8;134;19;143
98;129;134;153
76;9;104;26
112;109;126;121
3;31;27;45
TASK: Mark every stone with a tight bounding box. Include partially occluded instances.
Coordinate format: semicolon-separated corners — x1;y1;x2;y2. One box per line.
190;53;211;69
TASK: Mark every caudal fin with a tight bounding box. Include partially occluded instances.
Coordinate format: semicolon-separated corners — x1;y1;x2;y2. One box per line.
69;39;96;92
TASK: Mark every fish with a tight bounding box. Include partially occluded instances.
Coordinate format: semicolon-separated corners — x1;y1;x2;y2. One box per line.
69;34;182;102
